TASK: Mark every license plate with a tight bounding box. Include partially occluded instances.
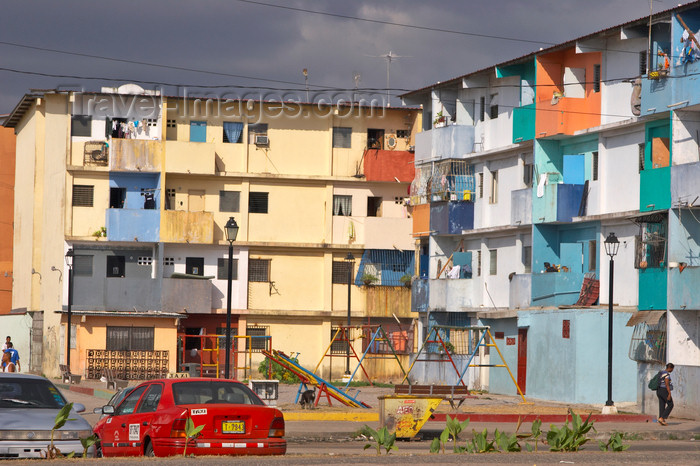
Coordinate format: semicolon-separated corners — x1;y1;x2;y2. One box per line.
222;420;245;434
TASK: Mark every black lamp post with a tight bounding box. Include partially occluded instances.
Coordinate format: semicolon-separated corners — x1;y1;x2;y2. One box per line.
224;217;239;379
603;232;620;409
65;248;74;371
344;252;355;376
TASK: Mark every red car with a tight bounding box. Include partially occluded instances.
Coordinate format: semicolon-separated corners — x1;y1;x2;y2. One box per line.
93;378;286;457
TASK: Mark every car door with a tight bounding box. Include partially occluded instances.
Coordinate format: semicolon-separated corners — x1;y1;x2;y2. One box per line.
125;383;164;455
101;385;148;457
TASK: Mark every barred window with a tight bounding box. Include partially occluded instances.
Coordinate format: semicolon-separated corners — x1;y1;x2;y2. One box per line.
246;326;268;351
593;64;601;93
249;259;270;282
74;255;93;277
72;185;94;207
330;327;349;354
219;191;240;212
217;258;238;280
332;261;352;284
249;192;268;214
106;326;154;351
106;256;125;278
332;127;352;148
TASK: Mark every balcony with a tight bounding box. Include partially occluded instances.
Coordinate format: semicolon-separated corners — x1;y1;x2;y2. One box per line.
640;167;671;211
165;140;215;175
511;188;532;225
72;277;161;311
430;201;474;235
638;267;668;310
531;271;584;307
533;183;584;224
364;286;412;319
671;161;700;202
668;267;700;310
427;278;479;312
161;210;214;243
414;125;475;163
513;103;535;143
110;139;163;172
107;209;160;242
509;273;531;309
162;278;213;313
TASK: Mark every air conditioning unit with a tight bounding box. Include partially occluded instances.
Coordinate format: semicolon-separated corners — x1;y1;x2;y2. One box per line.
254;135;269;146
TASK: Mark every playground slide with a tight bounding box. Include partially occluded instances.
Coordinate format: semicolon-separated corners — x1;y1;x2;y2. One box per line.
262;349;371;409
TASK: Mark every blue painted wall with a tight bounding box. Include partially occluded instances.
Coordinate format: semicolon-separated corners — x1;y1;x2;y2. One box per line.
638;268;668;310
107;173;160;242
517;309;637;404
640;120;671;211
477;318;519;396
430;201;474;235
556;184;585;222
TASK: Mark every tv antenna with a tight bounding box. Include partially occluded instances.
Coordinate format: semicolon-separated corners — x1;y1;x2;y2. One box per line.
352;71;361;102
368;51;410;107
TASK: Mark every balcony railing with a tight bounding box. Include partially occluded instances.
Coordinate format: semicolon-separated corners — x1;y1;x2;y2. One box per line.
106;208;160;242
161;210;214;243
414;125;475;163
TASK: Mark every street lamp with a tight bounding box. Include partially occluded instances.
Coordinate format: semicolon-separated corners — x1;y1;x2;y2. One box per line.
224;217;239;379
65;248;74;372
603;232;620;412
344;252;355;376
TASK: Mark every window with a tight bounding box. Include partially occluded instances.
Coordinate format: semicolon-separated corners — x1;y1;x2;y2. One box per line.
332;261;352;284
72;185;94;207
333;127;352;148
333;195;352;216
249;192;268;214
477;250;482;276
588;240;597;272
592;151;599;181
106;326;154;351
522;246;531;273
249;259;270;282
367;197;382;217
523;163;534;187
489;94;498;119
136;384;163;414
109;187;126;209
217;258;238;280
638;143;645;172
396;129;410;138
114;386;147;416
479;96;485;122
219;191;240;212
562;320;571;339
223;122;243;143
489;170;498;204
165;188;176;210
74;255;93;277
563;67;586;98
138;256;153;266
71;115;92;137
216;326;238;349
248;123;268;143
246;326;268;351
106;256;125;278
639;51;648;76
163;257;174;266
190;121;206;142
186;257;204;276
166;119;177;141
593;64;601;93
489;249;497;275
478;173;484;198
330;327;349;354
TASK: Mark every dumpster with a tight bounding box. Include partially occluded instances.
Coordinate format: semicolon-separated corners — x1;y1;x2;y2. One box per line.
378;395;443;439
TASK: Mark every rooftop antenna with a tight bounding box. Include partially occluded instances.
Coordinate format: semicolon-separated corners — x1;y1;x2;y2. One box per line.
352;71;361;102
369;51;410;107
303;68;309;102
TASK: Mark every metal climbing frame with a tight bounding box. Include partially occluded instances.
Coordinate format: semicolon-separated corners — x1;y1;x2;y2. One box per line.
177;334;255;379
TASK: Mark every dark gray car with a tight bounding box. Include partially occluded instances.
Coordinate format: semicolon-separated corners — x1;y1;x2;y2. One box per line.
0;373;94;458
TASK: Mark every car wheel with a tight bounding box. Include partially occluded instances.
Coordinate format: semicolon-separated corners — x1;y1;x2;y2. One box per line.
94;438;103;458
144;440;155;457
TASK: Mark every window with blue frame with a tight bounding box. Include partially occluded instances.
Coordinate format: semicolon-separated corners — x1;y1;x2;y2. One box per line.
190;121;207;142
355;249;414;286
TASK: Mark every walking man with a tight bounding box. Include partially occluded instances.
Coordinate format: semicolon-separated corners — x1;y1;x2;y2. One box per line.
657;362;674;425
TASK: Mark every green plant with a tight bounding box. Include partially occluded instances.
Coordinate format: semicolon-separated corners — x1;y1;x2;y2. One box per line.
598;431;630;452
361;425;397;455
429;429;450;454
467;428;497;453
45;403;76;459
183;417;204;457
361;273;378;286
494;428;521;452
258;357;300;383
80;434;100;458
430;415;469;453
546;410;595;452
441;341;455;354
433;111;446;126
92;226;106;238
522;418;543;452
399;274;412;288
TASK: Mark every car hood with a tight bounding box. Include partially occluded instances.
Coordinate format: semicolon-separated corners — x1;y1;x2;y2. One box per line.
2;408;92;431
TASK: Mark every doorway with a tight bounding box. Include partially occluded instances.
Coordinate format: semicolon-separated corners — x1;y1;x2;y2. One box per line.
367;129;385;149
517;328;528;394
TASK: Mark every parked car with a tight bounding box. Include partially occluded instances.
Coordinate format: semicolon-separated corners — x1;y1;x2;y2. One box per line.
0;373;94;458
93;378;286;457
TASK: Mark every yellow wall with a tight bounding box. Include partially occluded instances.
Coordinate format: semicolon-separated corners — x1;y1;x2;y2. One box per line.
70;173;109;237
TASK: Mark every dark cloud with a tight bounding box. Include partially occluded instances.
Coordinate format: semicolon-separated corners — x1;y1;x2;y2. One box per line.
0;0;684;112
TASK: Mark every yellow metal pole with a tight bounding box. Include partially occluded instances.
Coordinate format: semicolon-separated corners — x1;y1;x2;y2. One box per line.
400;327;434;384
314;327;342;374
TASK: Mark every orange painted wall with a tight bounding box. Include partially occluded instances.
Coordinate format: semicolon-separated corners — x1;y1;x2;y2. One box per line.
536;48;601;137
363;149;415;183
411;204;430;237
0;127;15;314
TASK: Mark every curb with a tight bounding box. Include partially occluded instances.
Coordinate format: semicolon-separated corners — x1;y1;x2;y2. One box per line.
285;411;378;422
429;413;654;423
55;382;116;401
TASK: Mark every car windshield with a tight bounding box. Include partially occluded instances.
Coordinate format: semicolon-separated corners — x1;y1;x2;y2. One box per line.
173;381;264;406
0;377;67;409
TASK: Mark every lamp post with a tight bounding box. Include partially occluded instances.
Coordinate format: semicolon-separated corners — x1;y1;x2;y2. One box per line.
344;252;355;376
65;248;74;371
603;232;620;413
224;217;239;379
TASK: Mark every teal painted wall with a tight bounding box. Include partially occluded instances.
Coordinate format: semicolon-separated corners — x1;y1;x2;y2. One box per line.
638;267;668;310
640;120;671;211
478;318;519;396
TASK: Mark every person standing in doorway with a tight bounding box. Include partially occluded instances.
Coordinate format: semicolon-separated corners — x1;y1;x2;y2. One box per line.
657;362;675;425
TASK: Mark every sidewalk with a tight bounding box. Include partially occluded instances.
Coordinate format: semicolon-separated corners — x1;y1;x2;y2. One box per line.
57;379;700;441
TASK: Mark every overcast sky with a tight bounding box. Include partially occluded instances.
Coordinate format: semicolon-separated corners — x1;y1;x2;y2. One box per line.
0;0;689;114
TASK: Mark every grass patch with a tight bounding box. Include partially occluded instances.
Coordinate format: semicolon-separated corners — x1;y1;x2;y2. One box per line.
620;431;643;441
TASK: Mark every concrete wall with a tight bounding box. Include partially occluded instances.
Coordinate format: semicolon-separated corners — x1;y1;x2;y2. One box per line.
637;361;700;420
0;314;32;369
597;128;643;215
